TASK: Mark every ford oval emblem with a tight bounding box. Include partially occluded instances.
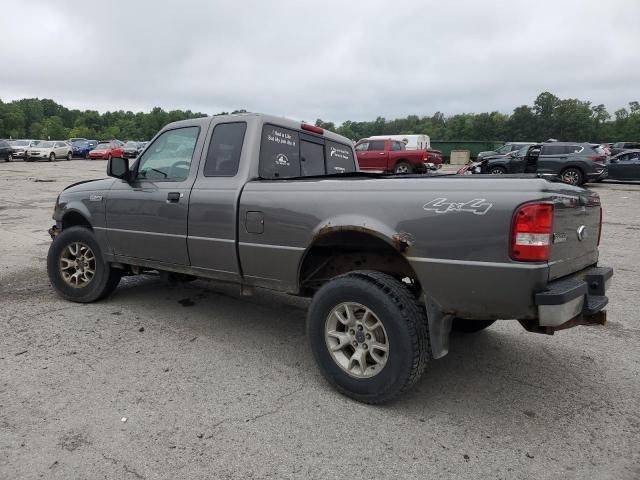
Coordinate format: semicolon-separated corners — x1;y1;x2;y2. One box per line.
577;225;587;241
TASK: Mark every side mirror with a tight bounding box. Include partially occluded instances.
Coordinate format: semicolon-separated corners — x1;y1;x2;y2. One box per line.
107;156;130;180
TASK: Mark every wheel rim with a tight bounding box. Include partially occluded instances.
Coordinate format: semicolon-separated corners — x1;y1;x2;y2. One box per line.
59;242;97;288
395;164;409;174
50;154;55;161
562;170;580;185
8;154;12;161
325;302;389;378
491;168;504;174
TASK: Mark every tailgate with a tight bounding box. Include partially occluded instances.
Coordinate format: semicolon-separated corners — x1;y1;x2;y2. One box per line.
548;191;601;280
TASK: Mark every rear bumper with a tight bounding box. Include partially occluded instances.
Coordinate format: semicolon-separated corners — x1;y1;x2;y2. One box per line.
535;266;613;327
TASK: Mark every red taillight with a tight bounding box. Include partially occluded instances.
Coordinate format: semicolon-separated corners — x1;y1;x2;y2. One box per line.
590;156;605;162
597;206;602;246
301;123;324;134
510;202;554;262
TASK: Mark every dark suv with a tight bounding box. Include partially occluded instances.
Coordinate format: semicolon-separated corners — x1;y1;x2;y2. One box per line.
481;142;608;185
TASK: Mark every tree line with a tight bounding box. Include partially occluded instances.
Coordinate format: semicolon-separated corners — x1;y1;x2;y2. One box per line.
1;92;639;143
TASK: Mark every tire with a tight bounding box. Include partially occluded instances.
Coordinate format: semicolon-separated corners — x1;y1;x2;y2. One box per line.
49;153;55;162
47;226;122;303
452;318;496;333
489;166;507;175
394;161;413;174
7;153;13;162
560;167;584;186
67;151;72;161
307;270;430;404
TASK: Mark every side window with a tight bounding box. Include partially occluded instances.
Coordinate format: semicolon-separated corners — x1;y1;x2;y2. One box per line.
355;142;369;151
203;122;246;177
300;140;325;176
326;141;356;174
566;145;583;154
137;126;199;181
259;125;300;179
368;140;385;151
391;141;402;151
540;145;563;155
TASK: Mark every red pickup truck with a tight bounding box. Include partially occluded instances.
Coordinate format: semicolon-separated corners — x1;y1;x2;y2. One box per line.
355;138;442;173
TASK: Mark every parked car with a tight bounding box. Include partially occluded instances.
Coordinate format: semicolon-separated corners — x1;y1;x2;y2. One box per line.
609;141;640;156
87;141;125;160
0;140;12;161
46;113;612;404
72;140;98;158
355;138;442;173
122;141;143;159
605;149;640;180
476;142;535;160
470;142;608;185
25;141;72;162
8;139;40;161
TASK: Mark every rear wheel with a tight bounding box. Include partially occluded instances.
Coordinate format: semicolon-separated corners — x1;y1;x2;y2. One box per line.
561;167;583;186
489;166;507;174
307;271;430;404
49;153;55;162
47;226;122;303
452;318;496;333
394;161;413;174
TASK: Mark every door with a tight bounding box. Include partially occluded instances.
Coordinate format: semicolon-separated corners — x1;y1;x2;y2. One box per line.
105;126;202;265
355;141;371;170
188;121;247;281
366;140;388;171
537;144;570;174
54;142;68;158
609;152;640;180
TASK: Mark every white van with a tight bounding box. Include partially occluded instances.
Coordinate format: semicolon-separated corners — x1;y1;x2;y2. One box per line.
365;134;430;150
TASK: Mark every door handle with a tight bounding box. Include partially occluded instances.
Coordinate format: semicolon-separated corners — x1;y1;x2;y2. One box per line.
167;192;182;202
379;152;385;155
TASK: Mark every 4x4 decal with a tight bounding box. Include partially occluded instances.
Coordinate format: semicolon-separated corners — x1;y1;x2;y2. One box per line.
423;198;493;215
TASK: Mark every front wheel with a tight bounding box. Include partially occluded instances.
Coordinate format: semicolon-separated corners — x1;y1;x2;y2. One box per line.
7;153;13;162
394;161;413;174
307;271;430;404
561;167;584;186
47;226;122;303
49;153;55;162
489;166;507;175
67;151;72;161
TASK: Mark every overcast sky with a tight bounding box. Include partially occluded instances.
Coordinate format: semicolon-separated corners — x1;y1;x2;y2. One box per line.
1;0;639;122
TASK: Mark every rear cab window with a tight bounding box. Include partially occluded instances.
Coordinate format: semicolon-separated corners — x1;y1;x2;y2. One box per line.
259;124;356;179
368;141;385;151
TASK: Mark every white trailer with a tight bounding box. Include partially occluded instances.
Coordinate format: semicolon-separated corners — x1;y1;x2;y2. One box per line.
365;134;430;150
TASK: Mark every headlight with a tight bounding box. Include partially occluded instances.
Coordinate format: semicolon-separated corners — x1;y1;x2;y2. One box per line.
473;167;481;173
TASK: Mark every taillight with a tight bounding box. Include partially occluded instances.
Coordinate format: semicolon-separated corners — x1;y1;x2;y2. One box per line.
301;123;324;134
597;206;602;246
510;202;554;262
590;156;605;162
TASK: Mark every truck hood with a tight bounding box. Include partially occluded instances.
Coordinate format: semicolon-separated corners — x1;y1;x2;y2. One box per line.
62;178;115;193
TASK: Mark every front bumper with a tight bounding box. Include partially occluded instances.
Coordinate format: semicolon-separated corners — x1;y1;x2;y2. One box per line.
587;168;608;182
535;266;613;327
11;150;26;158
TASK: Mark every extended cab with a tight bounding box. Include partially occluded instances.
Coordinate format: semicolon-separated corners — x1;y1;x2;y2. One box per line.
355;138;442;174
47;113;613;403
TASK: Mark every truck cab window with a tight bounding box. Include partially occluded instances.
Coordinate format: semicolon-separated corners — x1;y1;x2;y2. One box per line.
368;141;385;151
137;126;199;181
391;141;403;151
300;140;325;176
355;142;369;151
203;122;247;177
259;125;301;179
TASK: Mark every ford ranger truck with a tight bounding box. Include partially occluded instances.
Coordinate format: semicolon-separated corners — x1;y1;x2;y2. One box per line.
355;138;442;173
46;113;613;404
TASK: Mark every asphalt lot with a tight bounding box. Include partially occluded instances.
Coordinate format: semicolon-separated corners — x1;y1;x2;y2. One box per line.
1;159;639;480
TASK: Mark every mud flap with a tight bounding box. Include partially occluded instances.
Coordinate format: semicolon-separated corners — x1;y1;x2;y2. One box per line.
424;296;453;359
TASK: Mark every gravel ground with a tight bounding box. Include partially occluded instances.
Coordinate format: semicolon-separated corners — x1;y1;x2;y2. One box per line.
1;160;638;479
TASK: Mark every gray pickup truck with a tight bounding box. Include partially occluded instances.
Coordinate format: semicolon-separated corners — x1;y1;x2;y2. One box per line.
47;113;613;403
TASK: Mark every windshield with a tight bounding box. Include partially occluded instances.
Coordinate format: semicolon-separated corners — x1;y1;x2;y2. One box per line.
515;145;529;157
495;144;512;154
38;141;54;148
95;143;111;149
124;141;139;147
13;140;30;146
72;140;88;146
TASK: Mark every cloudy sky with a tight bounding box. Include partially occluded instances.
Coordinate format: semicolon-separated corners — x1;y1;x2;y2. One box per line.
1;0;638;122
